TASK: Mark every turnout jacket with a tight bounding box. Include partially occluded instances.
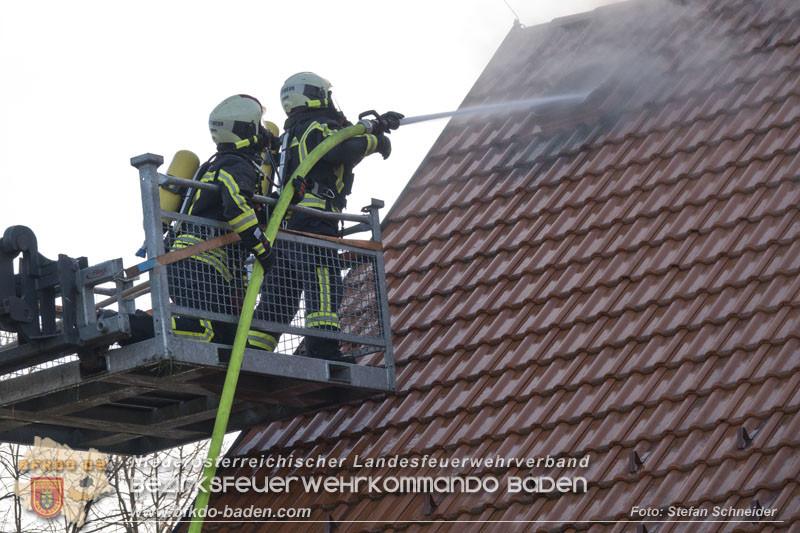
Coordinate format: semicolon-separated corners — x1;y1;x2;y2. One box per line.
283;108;380;236
171;150;267;281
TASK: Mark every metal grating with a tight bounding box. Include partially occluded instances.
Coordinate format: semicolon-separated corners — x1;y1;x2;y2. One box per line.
164;222;385;359
0;331;79;382
0;154;396;455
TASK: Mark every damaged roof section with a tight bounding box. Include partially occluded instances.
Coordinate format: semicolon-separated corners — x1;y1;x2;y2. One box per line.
190;0;800;530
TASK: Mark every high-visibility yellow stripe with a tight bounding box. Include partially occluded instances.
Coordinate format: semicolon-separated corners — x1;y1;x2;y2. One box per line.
298;195;327;210
323;267;331;313
248;331;277;351
306;311;340;329
365;134;377;155
229;210;258;233
172;246;227;265
187;171;219;216
297;194;341;213
170;244;227;271
334;165;345;194
306;320;341;328
172;235;226;260
298;122;319;161
172;318;214;342
187;189;202;216
316;267;327;314
171;236;232;281
298;121;335;163
217;169;256;232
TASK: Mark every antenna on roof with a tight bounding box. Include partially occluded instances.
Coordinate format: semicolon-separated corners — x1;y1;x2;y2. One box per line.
503;0;523;29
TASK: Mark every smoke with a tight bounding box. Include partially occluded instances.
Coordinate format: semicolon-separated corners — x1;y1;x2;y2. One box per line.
463;0;743;119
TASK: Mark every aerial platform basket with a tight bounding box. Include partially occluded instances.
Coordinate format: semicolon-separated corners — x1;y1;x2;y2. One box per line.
0;153;396;456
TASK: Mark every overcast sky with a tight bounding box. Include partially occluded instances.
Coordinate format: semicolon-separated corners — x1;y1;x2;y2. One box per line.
1;0;621;268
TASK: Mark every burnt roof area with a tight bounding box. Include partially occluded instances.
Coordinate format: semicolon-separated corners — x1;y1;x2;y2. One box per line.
185;0;800;531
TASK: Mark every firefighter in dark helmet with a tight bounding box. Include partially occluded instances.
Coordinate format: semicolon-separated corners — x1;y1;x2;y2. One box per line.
250;72;401;361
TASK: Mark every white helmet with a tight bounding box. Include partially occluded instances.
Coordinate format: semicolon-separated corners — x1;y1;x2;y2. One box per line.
208;94;264;144
280;72;332;114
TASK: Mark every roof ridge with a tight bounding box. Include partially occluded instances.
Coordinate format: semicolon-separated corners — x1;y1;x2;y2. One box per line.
407;56;800;184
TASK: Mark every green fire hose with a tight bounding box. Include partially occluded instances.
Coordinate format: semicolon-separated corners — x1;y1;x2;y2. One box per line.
187;121;371;532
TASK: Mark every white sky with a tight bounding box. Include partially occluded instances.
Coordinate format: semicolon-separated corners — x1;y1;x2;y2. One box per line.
1;0;620;268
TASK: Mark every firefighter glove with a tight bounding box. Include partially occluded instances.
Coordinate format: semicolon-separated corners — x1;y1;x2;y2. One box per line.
291;177;306;203
376;134;392;160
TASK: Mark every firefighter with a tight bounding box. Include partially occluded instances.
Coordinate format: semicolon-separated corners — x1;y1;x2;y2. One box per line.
250;72;401;361
77;94;277;373
166;94;278;345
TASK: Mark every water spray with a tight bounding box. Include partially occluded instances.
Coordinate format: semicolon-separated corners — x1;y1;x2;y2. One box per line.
398;92;590;126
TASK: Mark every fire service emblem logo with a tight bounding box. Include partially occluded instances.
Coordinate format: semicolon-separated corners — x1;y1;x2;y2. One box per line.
31;477;64;518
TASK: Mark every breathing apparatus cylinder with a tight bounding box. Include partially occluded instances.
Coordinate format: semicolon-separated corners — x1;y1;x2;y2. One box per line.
259;121;280;195
159;150;200;217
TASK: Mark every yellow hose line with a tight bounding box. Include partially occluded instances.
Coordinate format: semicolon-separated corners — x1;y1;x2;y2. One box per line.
188;122;368;532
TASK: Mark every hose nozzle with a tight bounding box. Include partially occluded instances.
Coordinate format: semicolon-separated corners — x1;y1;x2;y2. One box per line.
357;110;404;135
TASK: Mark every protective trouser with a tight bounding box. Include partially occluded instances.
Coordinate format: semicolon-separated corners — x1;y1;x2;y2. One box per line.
251;240;342;357
166;258;241;345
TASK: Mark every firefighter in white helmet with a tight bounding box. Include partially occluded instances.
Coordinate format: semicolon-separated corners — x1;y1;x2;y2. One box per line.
166;94;278;345
79;94;279;371
249;72;402;361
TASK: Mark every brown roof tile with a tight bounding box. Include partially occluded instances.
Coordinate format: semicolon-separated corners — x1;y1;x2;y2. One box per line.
181;0;800;531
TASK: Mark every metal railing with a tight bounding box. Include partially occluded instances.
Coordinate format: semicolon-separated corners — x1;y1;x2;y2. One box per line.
0;153;396;455
132;153;396;387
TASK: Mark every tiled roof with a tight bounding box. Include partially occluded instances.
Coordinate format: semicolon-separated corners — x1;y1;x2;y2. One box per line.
188;0;800;530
